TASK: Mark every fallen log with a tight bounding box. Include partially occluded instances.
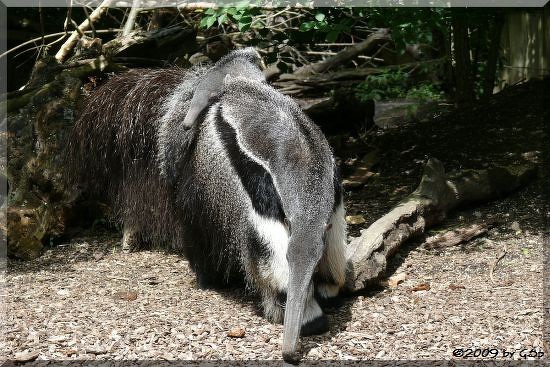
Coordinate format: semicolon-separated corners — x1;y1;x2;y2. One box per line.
273;59;446;97
344;158;537;292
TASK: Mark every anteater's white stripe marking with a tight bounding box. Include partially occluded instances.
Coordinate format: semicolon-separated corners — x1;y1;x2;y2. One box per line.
221;105;272;173
221;104;291;291
216;103;328;327
220;104;287;212
251;212;290;291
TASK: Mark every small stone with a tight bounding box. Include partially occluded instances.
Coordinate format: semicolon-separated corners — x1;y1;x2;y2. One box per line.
410;283;431;292
227;327;246;338
56;289;70;296
345;215;366;225
14;350;39;362
113;290;138;301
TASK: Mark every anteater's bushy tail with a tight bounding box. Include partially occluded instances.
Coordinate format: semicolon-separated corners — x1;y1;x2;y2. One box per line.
64;66;205;247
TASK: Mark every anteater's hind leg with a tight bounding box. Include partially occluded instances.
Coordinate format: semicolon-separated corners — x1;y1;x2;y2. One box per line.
178;224;237;290
250;215;329;335
121;224;141;253
315;201;347;307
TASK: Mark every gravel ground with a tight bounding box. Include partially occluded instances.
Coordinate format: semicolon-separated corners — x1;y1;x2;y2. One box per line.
1;214;545;362
2;79;548;364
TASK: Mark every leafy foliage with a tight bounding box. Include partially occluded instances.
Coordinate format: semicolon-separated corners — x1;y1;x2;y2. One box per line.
355;70;443;102
198;6;260;32
297;10;354;43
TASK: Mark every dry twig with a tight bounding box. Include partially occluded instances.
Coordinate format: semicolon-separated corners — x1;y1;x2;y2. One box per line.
55;0;113;62
489;246;507;284
122;0;141;36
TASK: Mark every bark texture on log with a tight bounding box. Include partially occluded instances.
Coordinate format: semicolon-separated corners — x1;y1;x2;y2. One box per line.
424;223;489;249
6;70;83;259
344;158;537;292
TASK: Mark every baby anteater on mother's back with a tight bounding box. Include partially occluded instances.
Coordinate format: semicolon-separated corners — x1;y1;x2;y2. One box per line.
182;47;265;129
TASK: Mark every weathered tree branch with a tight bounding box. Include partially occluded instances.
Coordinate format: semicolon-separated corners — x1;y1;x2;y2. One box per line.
344;158;537;292
55;0;113;62
424;223;489;249
122;0;141;36
292;29;391;76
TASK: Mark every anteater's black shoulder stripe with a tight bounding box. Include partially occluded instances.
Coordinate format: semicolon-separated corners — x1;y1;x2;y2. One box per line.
215;106;286;222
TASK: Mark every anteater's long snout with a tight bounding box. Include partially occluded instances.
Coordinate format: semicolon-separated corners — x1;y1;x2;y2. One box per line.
282;229;325;364
282;265;314;363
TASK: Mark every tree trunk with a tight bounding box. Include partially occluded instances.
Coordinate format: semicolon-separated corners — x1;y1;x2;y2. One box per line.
483;11;505;101
451;10;475;104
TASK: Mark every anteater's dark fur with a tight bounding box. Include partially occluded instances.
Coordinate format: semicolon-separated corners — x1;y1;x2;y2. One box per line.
66;67;243;284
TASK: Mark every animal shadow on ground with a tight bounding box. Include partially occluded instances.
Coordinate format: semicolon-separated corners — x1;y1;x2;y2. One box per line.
194;270;354;355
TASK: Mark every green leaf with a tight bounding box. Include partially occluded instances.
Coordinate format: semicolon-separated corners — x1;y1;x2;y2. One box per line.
239;15;253;24
315;13;326;22
204;15;217;29
238;21;251;32
317;21;329;31
218;13;228;24
299;21;314;32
